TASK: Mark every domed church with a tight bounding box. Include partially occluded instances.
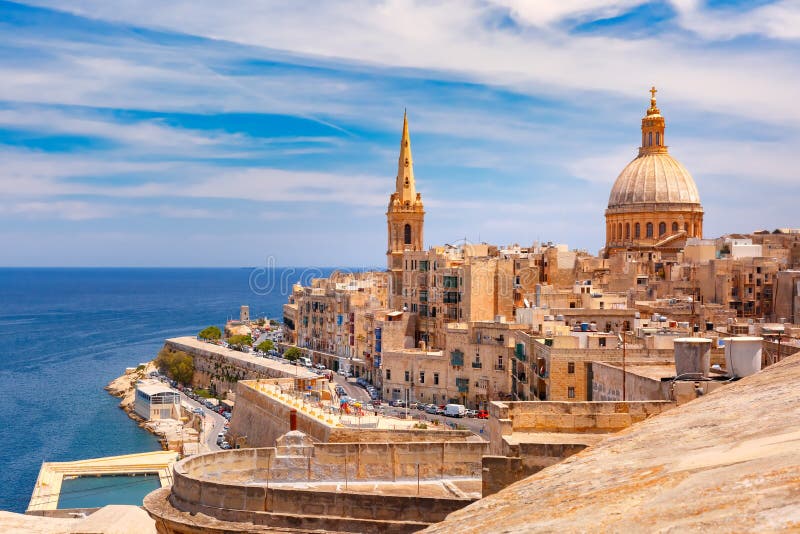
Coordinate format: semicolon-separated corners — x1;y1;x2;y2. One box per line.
605;88;703;257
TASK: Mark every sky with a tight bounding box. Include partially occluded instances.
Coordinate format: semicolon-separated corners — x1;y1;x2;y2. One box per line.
0;0;798;267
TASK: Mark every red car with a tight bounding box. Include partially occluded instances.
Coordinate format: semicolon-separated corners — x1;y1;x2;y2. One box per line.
476;410;489;419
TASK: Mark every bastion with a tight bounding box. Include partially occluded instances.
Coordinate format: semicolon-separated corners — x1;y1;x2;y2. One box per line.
144;430;485;533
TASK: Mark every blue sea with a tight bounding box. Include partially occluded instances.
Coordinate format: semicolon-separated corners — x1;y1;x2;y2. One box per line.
0;267;335;513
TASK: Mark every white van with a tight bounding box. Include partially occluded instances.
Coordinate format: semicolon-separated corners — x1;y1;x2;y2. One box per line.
444;404;467;418
299;356;313;368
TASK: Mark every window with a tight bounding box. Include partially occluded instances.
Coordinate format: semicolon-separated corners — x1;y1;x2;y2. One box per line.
404;224;412;245
625;223;630;239
599;337;607;347
635;223;641;238
656;132;660;145
646;222;654;238
567;362;575;374
648;132;652;146
405;370;410;382
684;222;689;232
419;371;425;384
618;223;622;240
659;222;666;236
568;387;575;399
450;350;464;367
386;369;391;380
456;377;469;393
672;222;679;232
433;373;439;385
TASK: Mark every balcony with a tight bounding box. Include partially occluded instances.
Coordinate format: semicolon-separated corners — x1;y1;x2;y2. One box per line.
472;361;482;369
516;373;528;384
494;364;505;371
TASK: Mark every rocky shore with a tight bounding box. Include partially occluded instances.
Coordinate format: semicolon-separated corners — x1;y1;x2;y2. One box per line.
105;362;169;450
106;363;201;454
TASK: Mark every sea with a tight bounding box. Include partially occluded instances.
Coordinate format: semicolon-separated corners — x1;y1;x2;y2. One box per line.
0;267;339;513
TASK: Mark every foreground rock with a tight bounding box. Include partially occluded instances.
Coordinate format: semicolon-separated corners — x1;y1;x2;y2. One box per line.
0;505;155;533
425;353;800;533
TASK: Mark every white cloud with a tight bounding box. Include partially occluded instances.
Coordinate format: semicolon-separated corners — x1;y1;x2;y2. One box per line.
11;0;800;125
670;0;800;40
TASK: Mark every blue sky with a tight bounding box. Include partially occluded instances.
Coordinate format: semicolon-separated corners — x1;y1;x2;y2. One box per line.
0;0;798;267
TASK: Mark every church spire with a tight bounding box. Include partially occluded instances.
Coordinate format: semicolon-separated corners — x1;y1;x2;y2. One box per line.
639;86;667;156
395;110;417;204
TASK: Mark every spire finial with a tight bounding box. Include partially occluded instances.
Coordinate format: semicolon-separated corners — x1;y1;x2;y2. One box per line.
647;85;660;116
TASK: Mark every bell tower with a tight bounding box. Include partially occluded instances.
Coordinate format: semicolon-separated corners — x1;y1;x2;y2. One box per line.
387;111;424;305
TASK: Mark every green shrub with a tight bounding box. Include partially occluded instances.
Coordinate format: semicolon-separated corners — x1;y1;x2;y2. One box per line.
256;340;274;353
284;346;302;361
155;347;194;385
198;326;222;340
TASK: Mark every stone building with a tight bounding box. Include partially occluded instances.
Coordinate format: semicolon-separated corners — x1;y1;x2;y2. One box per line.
605;87;704;256
387;111;425;308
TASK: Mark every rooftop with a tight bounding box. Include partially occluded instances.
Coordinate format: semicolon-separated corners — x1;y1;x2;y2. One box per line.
426;353;800;533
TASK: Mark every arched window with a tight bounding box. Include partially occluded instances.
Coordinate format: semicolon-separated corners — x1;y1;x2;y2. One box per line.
672;222;679;232
656;132;660;146
404;224;412;245
648;132;653;146
684;222;689;232
617;223;622;240
635;223;641;238
625;223;630;239
646;223;654;238
611;224;616;240
659;222;666;236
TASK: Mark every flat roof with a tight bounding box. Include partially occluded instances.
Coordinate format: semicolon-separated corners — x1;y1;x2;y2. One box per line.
136;381;177;396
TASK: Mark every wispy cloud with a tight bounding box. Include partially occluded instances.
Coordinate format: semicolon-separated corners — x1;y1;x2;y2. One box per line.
0;0;798;265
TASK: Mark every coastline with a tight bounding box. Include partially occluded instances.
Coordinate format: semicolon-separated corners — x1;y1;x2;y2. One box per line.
105;362;170;451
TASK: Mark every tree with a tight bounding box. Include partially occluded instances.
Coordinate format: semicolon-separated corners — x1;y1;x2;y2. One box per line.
155;348;194;385
227;334;253;350
256;340;274;353
284;346;302;362
198;326;222;341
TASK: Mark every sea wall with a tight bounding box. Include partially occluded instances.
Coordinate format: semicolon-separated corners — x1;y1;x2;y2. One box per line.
163;336;314;395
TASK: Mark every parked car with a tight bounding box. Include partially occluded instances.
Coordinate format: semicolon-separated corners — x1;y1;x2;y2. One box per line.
476;409;489;419
445;404;467;418
390;399;406;408
424;404;438;414
315;363;326;370
465;409;478;418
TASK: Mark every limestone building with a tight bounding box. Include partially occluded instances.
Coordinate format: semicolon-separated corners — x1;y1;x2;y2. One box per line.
387;111;425;307
605;88;704;256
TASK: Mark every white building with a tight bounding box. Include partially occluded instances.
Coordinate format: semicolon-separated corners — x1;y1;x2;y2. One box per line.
134;380;181;421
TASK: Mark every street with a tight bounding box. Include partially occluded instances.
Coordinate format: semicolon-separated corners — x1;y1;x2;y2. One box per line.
176;389;227;452
331;375;490;439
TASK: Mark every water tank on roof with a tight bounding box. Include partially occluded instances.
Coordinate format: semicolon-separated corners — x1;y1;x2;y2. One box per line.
673;338;712;378
555;314;564;322
723;337;763;378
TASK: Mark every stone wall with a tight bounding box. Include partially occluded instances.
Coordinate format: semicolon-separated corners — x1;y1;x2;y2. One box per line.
144;438;484;533
488;400;674;455
164;337;315;396
228;380;479;448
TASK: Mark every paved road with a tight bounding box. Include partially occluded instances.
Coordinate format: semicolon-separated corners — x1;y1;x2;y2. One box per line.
332;375;372;404
176;390;228;452
332;375;491;440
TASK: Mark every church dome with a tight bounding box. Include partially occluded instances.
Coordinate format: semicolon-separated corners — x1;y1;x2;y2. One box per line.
607;151;701;209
